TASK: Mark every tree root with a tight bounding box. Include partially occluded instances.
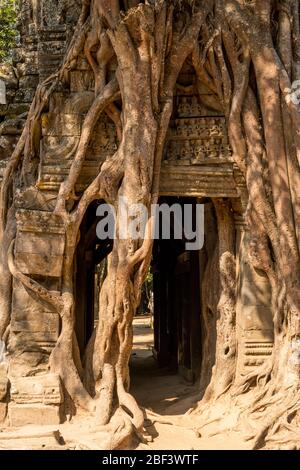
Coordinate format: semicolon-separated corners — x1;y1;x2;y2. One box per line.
7;239;95;412
2;0;300;452
231;359;273;396
7;239;63;311
249;389;300;449
54;77;120;215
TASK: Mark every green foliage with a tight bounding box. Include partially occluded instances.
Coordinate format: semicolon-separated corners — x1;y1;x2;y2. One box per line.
0;0;17;62
146;268;153;285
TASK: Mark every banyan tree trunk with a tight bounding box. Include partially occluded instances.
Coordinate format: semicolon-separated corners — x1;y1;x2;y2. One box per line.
90;51;158;427
80;1;210;430
1;0;300;450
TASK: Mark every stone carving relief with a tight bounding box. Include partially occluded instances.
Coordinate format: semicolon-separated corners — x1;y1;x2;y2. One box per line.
236;230;274;375
163;93;232;165
10;374;62;406
9;374;63;426
37;91;118;192
165;116;232;165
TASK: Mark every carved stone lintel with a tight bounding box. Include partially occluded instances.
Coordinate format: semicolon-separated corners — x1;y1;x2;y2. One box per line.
165;116;233;165
160;164;239;198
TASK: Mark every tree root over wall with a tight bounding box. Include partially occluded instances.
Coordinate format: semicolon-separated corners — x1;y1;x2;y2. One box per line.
0;0;300;450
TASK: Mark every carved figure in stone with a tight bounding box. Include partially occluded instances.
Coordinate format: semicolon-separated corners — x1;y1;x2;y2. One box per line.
180;140;191;160
178;97;190;116
191;96;200;115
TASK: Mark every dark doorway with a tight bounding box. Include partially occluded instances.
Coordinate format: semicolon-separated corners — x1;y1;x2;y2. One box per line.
75;200;113;355
152;197;202;382
130;198;219;419
74;197;211;384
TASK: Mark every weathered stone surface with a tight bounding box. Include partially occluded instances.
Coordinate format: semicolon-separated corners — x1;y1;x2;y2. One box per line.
40;136;79;164
0;364;9;401
7;103;30;117
10;277;60;352
160;164;239;198
15;234;65;277
11;313;60;343
236;230;274;375
8;275;60;377
0;64;18;90
14;87;36;104
9;404;61;426
8;354;50;378
0;403;7;423
14;187;58;212
16;62;39;78
49;91;95;114
19;75;39;90
0;118;26;135
0;429;64;449
10;374;63;405
41;112;81;137
15;210;65;277
0;135;18;161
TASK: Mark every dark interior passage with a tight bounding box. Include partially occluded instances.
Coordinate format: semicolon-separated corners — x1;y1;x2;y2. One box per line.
74;197;217;388
151;197;203;383
75;200;113;354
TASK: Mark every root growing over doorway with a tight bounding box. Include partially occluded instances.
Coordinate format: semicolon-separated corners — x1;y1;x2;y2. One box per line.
0;0;300;449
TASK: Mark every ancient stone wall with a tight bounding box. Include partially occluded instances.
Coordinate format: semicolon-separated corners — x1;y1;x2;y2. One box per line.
0;0;80;426
0;0;81;190
0;1;274;427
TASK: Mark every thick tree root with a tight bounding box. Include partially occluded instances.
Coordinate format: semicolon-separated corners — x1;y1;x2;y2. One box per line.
2;0;300;451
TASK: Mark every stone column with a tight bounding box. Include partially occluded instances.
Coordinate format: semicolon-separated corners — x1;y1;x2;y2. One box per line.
235;219;274;377
7;210;64;426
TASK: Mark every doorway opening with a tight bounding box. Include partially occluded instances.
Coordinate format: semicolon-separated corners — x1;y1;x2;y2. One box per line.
74;197;219;413
130;197;218;415
74;200;113;355
151;197;202;381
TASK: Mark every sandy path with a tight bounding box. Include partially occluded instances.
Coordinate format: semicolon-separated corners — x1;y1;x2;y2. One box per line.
131;316;249;450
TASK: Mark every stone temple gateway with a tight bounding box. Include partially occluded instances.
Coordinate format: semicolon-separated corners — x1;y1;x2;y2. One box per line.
1;0;297;450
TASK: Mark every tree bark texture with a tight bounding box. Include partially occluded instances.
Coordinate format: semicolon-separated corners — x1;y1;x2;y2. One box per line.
0;0;300;449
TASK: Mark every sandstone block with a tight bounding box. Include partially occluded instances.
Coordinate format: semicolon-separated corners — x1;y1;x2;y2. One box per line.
9;404;61;426
0;364;8;401
10;374;63;406
0;402;7;423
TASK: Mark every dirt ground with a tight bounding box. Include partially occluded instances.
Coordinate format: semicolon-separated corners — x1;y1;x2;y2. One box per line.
0;316;249;450
131;316;249;451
